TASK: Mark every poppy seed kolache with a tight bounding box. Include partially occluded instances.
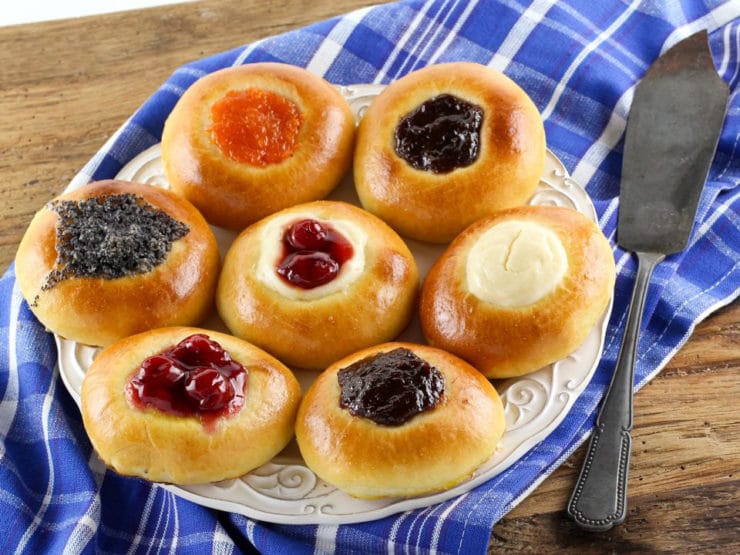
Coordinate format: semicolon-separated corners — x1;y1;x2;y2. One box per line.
420;205;616;379
216;200;419;370
354;62;546;243
161;62;356;230
81;327;301;484
14;179;220;346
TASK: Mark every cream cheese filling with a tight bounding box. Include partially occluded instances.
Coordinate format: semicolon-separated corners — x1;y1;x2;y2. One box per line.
256;211;367;301
465;220;568;307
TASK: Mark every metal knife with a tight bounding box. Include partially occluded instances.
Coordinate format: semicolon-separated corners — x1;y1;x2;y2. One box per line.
566;30;729;532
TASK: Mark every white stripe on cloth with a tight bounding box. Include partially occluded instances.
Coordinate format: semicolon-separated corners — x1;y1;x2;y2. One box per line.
306;6;374;77
717;117;740;181
717;21;733;76
126;487;158;555
211;520;235;555
245;519;256;548
232;40;266;67
388;0;456;80
0;284;21;454
394;0;464;76
386;512;403;555
540;0;642;121
14;324;59;555
598;197;619;231
314;524;337;554
373;0;437;84
727;27;740;87
555;1;649;72
426;0;478;66
660;2;740;56
453;447;541;552
487;0;559;72
429;492;469;553
171;491;180;554
573;2;740;189
62;453;105;554
150;490;173;554
62;515;99;554
689;191;740;252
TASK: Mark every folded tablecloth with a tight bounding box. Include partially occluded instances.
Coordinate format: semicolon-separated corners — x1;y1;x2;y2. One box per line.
2;0;738;553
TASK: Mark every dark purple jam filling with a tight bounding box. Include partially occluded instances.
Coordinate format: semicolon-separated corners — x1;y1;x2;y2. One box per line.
337;347;445;426
44;193;189;289
394;93;484;174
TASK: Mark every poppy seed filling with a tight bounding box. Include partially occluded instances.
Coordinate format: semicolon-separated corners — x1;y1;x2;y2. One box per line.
43;193;189;289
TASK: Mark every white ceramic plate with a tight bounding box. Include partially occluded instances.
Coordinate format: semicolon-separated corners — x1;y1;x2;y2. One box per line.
57;84;611;524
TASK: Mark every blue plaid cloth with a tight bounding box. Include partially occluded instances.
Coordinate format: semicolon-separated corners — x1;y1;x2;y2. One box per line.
2;1;738;553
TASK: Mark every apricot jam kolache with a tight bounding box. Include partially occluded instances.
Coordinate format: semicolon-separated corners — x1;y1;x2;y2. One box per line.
354;62;546;243
420;205;616;379
81;327;301;485
161;62;356;230
14;180;219;346
216;201;419;370
295;342;505;499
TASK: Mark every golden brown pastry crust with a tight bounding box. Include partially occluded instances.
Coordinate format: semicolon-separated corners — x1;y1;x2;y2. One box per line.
161;62;356;230
354;62;546;243
420;205;616;379
81;326;301;485
295;342;505;499
14;180;220;347
216;200;419;370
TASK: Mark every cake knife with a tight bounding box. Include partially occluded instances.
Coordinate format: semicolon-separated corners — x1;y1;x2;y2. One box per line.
566;30;729;532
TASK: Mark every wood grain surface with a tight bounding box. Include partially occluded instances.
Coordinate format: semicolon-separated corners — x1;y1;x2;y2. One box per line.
1;1;737;552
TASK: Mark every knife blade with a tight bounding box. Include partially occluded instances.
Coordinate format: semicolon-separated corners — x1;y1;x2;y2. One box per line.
567;30;729;532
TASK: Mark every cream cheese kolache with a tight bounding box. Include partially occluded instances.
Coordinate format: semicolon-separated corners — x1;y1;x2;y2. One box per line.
161;62;356;231
420;205;616;379
353;61;546;243
14;179;220;347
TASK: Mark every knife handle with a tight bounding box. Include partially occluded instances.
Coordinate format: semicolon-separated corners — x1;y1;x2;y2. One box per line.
567;251;663;532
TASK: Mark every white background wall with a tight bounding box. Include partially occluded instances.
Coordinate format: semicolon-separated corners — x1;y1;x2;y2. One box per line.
1;1;193;27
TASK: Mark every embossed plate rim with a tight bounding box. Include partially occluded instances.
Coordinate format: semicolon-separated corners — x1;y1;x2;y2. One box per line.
57;83;612;524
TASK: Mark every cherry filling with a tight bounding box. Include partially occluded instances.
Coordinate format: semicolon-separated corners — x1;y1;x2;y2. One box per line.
125;334;247;424
276;218;354;289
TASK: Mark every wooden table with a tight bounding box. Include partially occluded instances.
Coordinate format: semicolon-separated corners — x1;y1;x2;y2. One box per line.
1;1;737;552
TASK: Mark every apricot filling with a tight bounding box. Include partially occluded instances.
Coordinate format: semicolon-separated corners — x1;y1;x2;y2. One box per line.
209;88;303;166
